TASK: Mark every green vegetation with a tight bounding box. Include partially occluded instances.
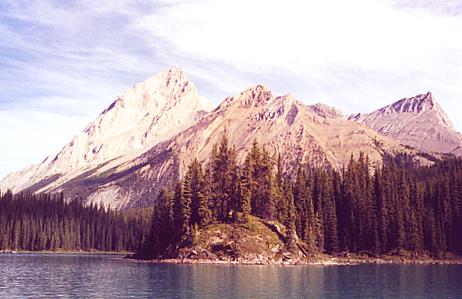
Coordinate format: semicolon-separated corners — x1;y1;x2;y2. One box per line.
1;135;461;260
175;216;287;263
137;135;462;260
0;192;150;252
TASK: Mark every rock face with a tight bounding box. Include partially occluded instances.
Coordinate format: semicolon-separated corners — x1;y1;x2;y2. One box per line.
0;68;434;209
50;84;425;209
349;92;462;155
161;84;409;173
0;67;213;194
172;216;308;265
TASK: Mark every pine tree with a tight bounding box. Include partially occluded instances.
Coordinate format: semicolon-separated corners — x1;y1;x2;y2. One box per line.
274;153;287;223
210;133;238;220
293;168;307;240
323;171;339;254
283;183;297;250
238;167;252;222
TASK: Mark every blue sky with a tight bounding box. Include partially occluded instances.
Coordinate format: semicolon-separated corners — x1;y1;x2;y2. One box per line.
1;0;462;179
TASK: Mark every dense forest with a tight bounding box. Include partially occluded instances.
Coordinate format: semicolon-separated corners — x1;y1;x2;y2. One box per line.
0;192;150;252
2;136;461;258
137;136;462;259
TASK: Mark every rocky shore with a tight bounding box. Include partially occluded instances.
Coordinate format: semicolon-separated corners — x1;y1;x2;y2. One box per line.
131;216;462;266
132;254;462;266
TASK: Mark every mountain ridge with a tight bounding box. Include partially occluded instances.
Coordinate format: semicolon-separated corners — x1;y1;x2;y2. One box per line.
349;92;462;155
0;67;213;194
39;84;428;209
1;67;455;209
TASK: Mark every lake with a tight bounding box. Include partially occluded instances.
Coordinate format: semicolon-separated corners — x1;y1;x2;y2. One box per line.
0;254;461;298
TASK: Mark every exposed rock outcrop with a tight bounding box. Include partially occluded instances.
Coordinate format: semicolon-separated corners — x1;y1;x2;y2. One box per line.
0;67;213;196
0;69;437;209
152;216;309;265
48;84;425;209
349;92;462;155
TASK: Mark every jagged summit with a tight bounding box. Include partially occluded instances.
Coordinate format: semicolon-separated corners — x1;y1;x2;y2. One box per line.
219;85;299;112
0;66;213;193
0;70;442;209
349;92;439;121
108;66;196;112
235;85;274;108
383;92;436;114
350;92;461;155
308;103;344;119
141;66;191;95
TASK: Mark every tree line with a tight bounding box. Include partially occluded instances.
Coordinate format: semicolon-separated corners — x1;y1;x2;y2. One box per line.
0;192;150;252
138;135;462;259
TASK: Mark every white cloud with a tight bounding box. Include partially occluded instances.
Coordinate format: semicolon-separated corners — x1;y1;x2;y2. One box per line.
134;0;462;71
132;0;462;126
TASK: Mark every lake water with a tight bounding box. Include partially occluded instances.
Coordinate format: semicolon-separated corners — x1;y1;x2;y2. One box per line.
0;254;461;298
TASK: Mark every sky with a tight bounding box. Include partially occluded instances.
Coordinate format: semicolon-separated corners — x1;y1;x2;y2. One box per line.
1;0;462;179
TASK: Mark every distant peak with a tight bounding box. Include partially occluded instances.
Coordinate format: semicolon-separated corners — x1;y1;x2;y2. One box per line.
241;84;271;95
388;91;437;114
237;85;274;108
103;66;201;115
353;91;455;132
155;66;189;86
163;66;186;78
132;66;195;98
309;103;344;119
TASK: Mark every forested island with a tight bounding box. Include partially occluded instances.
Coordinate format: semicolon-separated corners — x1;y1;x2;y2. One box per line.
1;136;462;264
134;136;462;264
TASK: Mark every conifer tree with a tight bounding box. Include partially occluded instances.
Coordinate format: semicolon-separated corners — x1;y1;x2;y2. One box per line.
238;167;252;222
186;159;211;227
211;133;238;220
283;183;297;250
274;154;287;223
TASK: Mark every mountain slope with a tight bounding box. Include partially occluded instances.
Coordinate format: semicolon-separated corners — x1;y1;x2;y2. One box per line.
52;85;427;209
349;92;462;155
0;67;213;193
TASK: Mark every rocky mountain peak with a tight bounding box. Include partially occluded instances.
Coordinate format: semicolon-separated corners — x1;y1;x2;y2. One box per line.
308;103;344;119
237;85;274;108
0;67;213;194
350;92;460;155
101;67;194;117
385;92;436;114
116;67;195;109
154;66;191;92
379;92;454;130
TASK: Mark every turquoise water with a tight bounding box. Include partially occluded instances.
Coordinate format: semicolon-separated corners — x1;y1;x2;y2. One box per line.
0;254;461;298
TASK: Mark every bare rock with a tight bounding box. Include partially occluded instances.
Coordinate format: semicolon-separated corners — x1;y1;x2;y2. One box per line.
349;92;462;155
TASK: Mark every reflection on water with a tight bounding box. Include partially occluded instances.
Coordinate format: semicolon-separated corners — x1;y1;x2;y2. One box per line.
0;254;461;298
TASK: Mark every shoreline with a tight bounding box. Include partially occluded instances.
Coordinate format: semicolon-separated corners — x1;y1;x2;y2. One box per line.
3;250;462;265
128;255;462;266
0;250;132;255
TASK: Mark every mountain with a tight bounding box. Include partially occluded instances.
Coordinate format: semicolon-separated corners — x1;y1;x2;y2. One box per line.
349;92;462;155
0;67;213;194
0;68;433;209
36;84;428;209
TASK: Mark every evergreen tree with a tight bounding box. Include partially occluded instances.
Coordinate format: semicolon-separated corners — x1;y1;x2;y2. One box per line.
238;167;252;222
0;192;149;254
283;183;297;250
210;133;238;220
185;159;210;227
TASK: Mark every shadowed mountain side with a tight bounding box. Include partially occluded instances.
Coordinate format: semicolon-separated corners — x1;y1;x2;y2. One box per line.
350;92;462;155
0;67;212;194
50;142;180;209
0;69;444;210
44;85;431;209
